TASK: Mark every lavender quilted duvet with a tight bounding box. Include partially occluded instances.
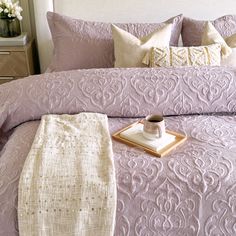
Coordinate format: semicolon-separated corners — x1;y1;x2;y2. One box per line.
0;67;236;236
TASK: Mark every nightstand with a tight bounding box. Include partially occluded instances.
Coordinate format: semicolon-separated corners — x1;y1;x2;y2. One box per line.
0;40;35;84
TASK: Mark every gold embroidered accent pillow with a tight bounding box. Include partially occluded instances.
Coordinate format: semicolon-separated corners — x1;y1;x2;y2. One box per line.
143;44;221;67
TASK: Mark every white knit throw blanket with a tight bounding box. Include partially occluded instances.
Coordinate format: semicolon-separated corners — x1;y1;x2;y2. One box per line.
18;113;116;236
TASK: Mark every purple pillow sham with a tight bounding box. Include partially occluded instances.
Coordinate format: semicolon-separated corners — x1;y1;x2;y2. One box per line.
182;15;236;46
47;12;183;72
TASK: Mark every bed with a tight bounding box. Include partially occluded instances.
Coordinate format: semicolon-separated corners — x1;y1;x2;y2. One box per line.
1;1;236;236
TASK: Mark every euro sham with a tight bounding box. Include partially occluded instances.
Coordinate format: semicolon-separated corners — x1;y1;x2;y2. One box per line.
143;44;221;67
182;15;236;46
47;12;183;72
112;24;172;68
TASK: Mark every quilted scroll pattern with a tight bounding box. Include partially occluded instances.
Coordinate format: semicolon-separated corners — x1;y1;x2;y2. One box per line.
1;116;236;235
0;67;236;235
0;66;236;134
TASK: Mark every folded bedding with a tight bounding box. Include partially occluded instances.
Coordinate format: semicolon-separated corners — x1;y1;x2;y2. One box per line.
0;67;236;235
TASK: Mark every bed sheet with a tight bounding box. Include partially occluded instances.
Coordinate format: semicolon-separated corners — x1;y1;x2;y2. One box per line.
1;115;236;236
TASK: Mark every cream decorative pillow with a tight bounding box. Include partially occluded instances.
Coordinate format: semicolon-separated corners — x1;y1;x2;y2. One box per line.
143;44;221;67
111;23;172;68
201;21;236;67
201;21;232;58
225;34;236;48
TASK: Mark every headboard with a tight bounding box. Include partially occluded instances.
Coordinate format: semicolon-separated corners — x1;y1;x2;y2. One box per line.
33;0;236;72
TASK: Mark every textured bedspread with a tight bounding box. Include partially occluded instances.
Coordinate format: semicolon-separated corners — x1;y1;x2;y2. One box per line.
0;67;236;235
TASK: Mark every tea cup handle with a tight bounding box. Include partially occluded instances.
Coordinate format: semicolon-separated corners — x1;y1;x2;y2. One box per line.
157;124;163;138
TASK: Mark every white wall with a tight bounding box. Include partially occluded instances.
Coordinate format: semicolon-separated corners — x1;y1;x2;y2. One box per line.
34;0;236;72
54;0;236;22
19;0;33;39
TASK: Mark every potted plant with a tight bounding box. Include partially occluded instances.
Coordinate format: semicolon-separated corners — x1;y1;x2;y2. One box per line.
0;0;23;37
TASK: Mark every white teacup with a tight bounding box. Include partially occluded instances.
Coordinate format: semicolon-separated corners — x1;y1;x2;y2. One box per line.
143;115;165;140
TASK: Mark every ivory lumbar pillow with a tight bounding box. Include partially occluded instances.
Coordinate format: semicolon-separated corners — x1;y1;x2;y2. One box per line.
221;48;236;67
223;33;236;67
143;44;221;67
221;34;236;67
111;23;172;68
201;21;232;58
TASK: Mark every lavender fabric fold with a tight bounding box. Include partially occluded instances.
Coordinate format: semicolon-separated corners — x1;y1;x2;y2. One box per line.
0;66;236;134
1;67;236;235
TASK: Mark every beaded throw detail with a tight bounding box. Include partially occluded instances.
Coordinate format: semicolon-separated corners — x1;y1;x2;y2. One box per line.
18;113;116;236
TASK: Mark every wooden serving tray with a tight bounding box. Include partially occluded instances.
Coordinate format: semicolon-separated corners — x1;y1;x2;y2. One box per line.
112;121;187;158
